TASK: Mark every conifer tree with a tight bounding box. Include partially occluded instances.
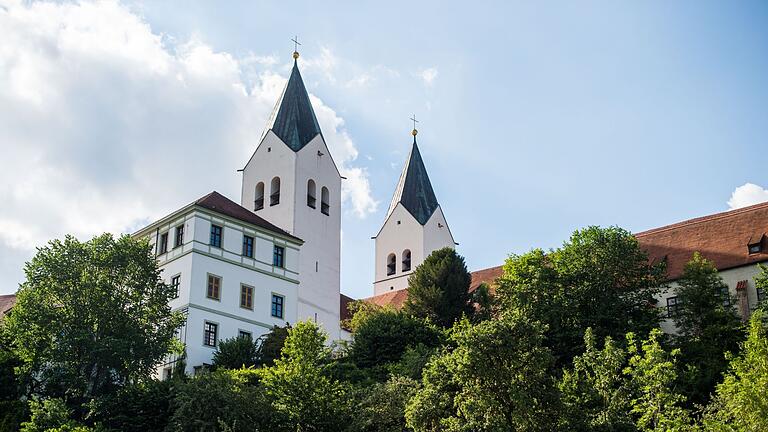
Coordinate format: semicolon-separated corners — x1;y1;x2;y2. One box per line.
403;247;473;328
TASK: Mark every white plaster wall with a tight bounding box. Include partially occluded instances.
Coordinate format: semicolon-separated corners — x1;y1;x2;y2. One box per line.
374;204;424;296
240;131;343;340
656;264;766;334
423;206;456;256
293;134;342;339
181;306;277;374
241;131;297;233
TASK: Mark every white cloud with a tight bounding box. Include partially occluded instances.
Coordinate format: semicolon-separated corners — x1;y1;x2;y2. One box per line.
728;183;768;210
0;0;376;291
419;67;438;86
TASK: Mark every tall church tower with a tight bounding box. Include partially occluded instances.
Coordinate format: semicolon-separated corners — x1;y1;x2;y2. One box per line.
373;128;456;295
241;49;342;338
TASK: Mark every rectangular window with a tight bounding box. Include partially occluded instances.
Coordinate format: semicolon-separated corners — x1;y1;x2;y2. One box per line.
207;274;221;300
159;232;168;254
170;275;180;299
203;322;218;347
666;296;682;318
174;225;184;248
238;330;252;340
273;245;285;268
271;294;284;319
210;224;222;248
240;284;253;310
720;286;731;307
242;235;254;258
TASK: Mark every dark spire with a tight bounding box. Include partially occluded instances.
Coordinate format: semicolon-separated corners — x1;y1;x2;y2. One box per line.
386;135;440;225
264;56;322;152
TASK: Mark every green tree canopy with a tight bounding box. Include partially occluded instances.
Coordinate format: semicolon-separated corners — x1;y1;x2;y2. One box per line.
349;305;443;372
405;314;560;432
624;329;694;432
212;336;259;370
496;226;665;365
255;324;291;367
403;248;473;328
558;328;634;431
704;310;768;431
4;234;183;405
261;321;353;431
672;252;744;406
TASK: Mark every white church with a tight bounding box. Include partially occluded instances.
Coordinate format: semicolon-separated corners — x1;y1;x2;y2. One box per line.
126;46;768;375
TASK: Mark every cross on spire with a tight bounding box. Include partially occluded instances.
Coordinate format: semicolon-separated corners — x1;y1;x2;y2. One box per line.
410;114;419;137
291;36;301;59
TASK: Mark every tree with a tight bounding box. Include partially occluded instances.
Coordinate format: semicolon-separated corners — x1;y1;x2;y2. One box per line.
256;324;290;367
260;321;353;431
704;310;768;431
496;226;665;365
405;315;560;432
558;328;635;431
352;375;420;432
672;252;744;406
212;336;259;370
3;234;184;411
168;368;275;432
87;378;178;432
403;248;473;328
755;263;768;309
624;329;694;432
349;306;443;372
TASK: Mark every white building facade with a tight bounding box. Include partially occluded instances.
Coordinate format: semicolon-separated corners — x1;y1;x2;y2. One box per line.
373;132;456;295
240;55;343;339
135;192;302;375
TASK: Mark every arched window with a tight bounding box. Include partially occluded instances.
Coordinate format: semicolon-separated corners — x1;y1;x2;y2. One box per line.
254;182;265;211
307;179;317;209
386;253;396;276
270;177;281;206
321;186;330;216
402;249;412;272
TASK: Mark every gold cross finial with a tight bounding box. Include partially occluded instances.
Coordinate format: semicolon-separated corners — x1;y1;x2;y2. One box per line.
291;36;301;59
410;114;419;136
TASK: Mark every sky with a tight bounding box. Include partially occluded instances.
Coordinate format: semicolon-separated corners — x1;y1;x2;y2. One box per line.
1;0;768;299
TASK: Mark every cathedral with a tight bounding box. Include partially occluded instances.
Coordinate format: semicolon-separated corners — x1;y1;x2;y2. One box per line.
2;47;768;376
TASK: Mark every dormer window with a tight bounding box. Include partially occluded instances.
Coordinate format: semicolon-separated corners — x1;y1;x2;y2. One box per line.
748;233;764;254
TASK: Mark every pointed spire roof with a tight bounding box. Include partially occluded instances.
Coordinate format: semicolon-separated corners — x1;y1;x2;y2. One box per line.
386;136;440;225
264;59;322;152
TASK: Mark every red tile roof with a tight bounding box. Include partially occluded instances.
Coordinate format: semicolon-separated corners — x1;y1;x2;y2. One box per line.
194;192;302;243
362;265;505;310
0;294;16;318
635;201;768;280
340;293;355;322
360;201;768;310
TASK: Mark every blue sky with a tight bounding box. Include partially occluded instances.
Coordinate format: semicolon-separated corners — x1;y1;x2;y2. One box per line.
1;1;767;298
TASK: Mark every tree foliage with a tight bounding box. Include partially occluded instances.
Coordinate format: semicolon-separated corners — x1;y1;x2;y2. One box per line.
496;226;665;365
212;336;259;370
349;306;443;372
704;310;768;431
559;328;634;431
625;329;694;432
168;368;273;432
672;252;744;406
4;234;183;406
261;321;353;431
255;324;291;367
405;315;560;432
403;248;473;328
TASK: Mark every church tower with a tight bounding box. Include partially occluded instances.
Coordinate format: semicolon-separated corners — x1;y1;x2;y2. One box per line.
241;49;342;338
373;127;456;295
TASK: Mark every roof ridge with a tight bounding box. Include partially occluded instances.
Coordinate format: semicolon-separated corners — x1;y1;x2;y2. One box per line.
635;200;768;237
